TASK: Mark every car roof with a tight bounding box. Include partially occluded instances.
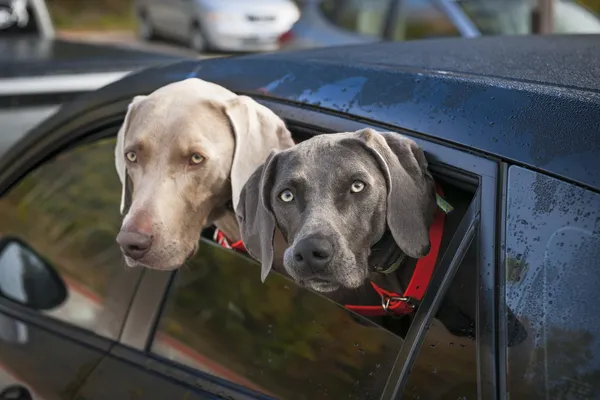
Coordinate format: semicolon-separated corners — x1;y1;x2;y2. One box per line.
4;35;599;191
0;37;186;78
265;34;600;93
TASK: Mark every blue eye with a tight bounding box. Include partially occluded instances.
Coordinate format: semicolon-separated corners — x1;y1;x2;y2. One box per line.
351;180;365;193
279;189;294;202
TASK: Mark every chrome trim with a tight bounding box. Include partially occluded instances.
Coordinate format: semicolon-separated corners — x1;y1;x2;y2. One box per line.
0;71;132;96
437;0;481;37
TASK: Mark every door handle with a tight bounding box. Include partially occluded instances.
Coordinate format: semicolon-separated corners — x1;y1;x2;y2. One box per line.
0;385;32;400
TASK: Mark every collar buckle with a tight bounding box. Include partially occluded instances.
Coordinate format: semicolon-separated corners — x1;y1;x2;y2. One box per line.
381;295;418;314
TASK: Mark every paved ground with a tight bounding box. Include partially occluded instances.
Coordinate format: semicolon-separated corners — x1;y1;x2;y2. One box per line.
57;30;226;59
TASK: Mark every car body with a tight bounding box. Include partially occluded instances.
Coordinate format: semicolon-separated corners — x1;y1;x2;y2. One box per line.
0;34;599;399
0;0;188;157
134;0;300;53
278;0;600;50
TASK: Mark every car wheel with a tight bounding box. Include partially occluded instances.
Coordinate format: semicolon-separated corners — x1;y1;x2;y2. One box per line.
138;12;155;41
189;24;207;53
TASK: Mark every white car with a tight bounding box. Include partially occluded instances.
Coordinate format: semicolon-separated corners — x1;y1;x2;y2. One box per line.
135;0;301;53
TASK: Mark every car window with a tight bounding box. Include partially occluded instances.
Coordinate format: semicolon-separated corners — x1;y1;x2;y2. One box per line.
0;137;143;339
319;0;392;37
151;239;404;399
402;241;478;399
392;0;461;40
151;174;482;398
505;166;600;398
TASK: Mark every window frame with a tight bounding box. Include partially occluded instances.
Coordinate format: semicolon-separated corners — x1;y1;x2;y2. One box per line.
0;123;144;344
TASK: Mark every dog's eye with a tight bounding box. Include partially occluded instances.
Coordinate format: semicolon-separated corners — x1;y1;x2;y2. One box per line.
351;180;365;193
279;189;294;202
190;154;204;165
125;151;137;163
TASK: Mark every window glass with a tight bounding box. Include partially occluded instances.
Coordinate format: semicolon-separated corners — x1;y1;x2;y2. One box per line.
319;0;391;37
402;242;478;399
456;0;600;35
506;166;600;398
152;240;404;399
393;0;461;40
0;138;142;339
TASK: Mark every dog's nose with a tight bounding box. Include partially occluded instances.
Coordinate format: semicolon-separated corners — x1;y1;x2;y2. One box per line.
293;236;333;271
116;231;153;260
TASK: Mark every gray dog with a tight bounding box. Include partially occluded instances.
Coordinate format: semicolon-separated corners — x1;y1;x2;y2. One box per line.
236;128;528;344
237;128;435;291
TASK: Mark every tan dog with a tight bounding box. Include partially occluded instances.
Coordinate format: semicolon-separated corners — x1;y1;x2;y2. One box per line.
114;78;294;270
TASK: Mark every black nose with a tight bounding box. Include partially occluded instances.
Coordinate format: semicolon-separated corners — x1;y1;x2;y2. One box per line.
116;231;153;260
293;235;333;271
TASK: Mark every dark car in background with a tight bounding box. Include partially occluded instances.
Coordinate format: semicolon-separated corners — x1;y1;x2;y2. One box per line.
0;34;599;400
278;0;600;50
0;0;188;156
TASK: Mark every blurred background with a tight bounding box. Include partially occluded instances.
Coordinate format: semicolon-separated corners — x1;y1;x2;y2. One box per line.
1;0;599;150
3;0;599;56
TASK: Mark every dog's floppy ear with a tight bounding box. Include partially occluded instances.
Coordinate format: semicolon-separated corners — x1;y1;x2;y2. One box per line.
224;95;294;211
115;95;147;215
235;150;281;282
352;128;436;258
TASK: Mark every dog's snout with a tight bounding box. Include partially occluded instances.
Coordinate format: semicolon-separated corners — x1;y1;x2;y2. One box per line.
117;231;153;260
293;236;333;271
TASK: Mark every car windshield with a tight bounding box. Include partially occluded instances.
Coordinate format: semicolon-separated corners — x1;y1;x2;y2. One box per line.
456;0;600;35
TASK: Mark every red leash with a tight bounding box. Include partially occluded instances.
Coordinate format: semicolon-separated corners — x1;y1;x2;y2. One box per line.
345;185;446;317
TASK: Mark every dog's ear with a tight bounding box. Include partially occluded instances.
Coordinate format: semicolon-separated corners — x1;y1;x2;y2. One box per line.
235;150;281;282
115;95;147;215
224;95;294;211
352;128;436;258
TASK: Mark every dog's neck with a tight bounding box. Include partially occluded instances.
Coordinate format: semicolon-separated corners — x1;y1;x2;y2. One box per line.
367;230;415;294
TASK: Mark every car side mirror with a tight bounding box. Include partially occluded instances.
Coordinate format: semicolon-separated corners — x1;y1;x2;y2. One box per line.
0;236;67;310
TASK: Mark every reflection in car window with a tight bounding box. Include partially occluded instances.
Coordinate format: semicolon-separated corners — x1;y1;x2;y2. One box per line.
394;0;460;40
402;242;477;399
0;138;142;339
319;0;391;37
506;166;600;398
152;240;404;399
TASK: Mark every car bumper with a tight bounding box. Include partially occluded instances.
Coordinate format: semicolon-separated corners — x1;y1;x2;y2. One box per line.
208;34;280;52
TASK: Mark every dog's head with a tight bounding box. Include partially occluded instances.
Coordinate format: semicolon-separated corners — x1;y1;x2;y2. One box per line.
236;128;436;292
115;78;293;270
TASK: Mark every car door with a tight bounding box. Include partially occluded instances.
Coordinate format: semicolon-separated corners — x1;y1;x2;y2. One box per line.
0;132;144;400
75;100;500;399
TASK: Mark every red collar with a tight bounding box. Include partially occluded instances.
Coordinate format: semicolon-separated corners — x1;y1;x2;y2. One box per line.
214;181;446;318
345;184;446;317
213;229;247;252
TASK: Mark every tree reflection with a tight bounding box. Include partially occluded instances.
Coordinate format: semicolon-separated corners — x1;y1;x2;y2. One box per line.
157;243;402;400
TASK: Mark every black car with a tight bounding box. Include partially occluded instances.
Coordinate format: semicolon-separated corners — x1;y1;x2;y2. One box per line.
0;34;598;400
